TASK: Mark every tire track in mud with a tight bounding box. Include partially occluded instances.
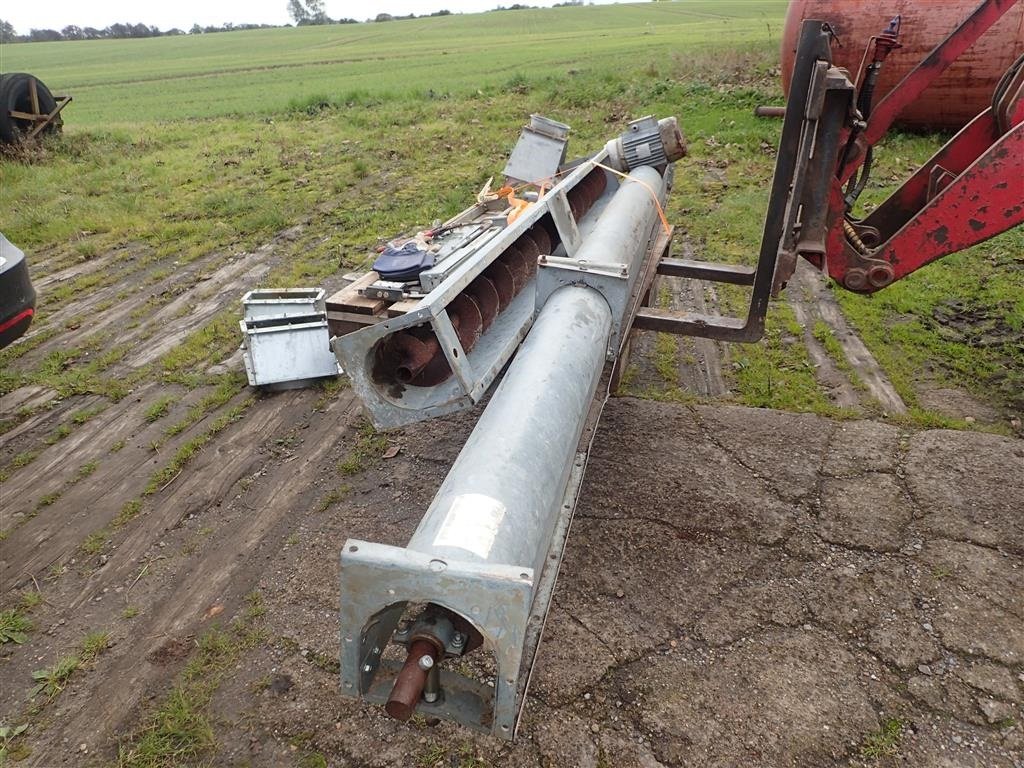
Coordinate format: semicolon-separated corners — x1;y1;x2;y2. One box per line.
0;393;106;455
0;226;308;478
0;393;119;529
30;244;135;292
667;274;729;397
621;239;729;398
53;391;360;757
620;241;907;416
0;221;370;761
11;225;305;375
786;275;863;410
4;387;363;764
1;223;320;567
786;261;907;415
2;385;188;583
0;385;57;416
121;230;304;370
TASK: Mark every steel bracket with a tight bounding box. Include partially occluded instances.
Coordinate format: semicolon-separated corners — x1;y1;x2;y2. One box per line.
339;451;589;739
535;255;638;360
340;543;532;737
632;20;845;345
548;189;582;257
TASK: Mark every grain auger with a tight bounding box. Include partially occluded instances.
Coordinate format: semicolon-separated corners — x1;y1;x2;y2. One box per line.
332;0;1022;738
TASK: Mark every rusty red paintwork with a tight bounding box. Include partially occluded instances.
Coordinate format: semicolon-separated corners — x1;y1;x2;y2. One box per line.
592;2;1020;346
826;123;1024;289
818;0;1024;292
879;133;1023;276
782;0;1024;129
860;0;1019;146
861;111;1010;236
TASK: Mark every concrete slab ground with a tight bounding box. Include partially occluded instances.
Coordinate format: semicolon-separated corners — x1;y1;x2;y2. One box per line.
208;398;1023;768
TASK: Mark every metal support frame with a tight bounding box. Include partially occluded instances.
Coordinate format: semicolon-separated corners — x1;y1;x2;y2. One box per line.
631;19;848;343
828;105;1024;291
655;258;754;285
631;0;1024;341
340;449;590;738
843;118;1023;289
333;153;610;429
548;190;582;257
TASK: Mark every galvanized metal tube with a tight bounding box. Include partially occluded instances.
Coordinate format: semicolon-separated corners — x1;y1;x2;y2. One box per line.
406;283;612;577
405;166;664;579
575;164;665;289
340;162;671;737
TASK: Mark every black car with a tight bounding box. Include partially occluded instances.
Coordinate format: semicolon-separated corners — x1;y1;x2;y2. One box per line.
0;233;36;349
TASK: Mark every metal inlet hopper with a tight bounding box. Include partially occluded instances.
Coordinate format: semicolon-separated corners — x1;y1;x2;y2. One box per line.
337;117;683;738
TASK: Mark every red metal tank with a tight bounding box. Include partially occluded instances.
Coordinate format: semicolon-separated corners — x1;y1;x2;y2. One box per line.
781;0;1024;129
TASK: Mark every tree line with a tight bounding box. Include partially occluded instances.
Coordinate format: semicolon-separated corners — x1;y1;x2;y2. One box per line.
0;20;301;43
287;0;454;26
0;0;588;44
0;15;435;43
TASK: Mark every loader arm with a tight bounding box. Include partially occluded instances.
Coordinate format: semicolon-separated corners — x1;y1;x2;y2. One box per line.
783;0;1024;294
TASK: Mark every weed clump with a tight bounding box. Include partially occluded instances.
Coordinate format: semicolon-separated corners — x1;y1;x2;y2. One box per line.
145;395;177;423
0;611;32;644
81;631;111;661
116;606;266;766
861;718;904;759
289;93;335;115
336;420;388;476
31;656;80;700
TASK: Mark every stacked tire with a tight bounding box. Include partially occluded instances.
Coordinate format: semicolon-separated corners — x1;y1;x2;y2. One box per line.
0;72;61;144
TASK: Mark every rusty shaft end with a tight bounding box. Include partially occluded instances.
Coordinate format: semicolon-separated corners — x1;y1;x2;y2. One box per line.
657;115;688;162
384;639;439;721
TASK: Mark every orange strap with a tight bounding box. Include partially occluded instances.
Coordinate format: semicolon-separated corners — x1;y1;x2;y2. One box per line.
504;162;670;233
498;185;532;224
591;161;671;236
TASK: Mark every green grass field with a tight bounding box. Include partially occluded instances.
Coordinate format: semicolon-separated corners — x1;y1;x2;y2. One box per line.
1;0;1021;432
1;2;785;126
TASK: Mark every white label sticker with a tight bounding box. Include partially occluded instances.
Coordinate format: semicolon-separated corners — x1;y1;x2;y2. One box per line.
432;493;506;559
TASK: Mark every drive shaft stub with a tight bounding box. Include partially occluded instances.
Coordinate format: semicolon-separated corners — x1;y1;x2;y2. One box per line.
385;639;440;721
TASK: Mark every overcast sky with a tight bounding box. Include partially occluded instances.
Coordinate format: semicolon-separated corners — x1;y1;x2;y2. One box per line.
3;0;627;33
